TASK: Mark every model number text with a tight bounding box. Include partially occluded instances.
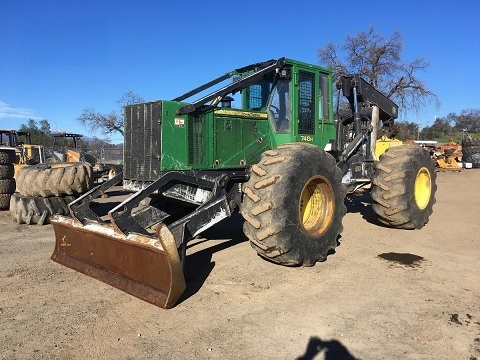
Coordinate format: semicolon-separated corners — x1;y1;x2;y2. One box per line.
300;135;314;142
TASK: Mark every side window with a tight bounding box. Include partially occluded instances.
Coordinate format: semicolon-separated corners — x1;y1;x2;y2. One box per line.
319;73;330;120
245;81;272;110
268;79;290;132
298;71;315;134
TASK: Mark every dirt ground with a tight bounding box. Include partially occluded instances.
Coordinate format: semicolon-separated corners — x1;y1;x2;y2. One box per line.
1;169;479;360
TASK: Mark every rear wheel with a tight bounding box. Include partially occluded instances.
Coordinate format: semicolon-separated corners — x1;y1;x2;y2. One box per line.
241;143;346;266
371;145;437;229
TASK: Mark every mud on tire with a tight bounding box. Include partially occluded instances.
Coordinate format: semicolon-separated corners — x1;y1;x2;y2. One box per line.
371;145;437;229
241;143;346;266
15;162;94;197
10;193;76;225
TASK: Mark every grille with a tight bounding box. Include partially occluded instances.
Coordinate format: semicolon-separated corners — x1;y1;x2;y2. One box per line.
124;101;162;181
188;114;206;165
298;71;315;134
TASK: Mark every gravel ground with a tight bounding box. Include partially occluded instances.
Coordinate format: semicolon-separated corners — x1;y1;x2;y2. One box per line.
1;169;479;360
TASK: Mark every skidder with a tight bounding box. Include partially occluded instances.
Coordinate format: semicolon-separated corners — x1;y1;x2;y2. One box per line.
46;58;437;308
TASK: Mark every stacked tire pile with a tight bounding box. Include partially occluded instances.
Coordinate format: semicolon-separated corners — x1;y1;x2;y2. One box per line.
462;137;480;168
10;162;94;225
0;148;16;210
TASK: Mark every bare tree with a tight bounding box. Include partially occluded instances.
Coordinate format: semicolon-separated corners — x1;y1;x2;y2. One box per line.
77;91;144;137
318;27;439;114
452;108;480;132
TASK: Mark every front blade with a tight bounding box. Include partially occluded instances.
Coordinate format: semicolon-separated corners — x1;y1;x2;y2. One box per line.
50;215;186;309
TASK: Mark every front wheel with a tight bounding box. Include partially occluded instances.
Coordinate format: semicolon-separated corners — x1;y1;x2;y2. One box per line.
371;145;437;229
241;143;346;266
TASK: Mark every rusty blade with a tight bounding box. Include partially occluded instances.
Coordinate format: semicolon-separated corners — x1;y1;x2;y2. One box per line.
50;215;186;309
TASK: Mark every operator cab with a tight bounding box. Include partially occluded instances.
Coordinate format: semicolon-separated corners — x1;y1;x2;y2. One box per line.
236;59;335;149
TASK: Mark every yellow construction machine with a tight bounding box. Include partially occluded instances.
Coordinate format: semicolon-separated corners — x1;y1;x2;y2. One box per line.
434;139;462;172
47;132;122;183
0;130;45;175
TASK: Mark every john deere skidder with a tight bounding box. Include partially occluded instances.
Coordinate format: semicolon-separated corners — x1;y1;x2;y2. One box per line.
51;58;436;308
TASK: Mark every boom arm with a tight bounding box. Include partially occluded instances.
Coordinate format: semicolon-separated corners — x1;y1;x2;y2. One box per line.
339;75;398;122
175;58;285;115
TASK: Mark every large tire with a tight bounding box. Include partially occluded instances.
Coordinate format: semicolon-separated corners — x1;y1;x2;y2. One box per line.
0;164;14;179
241;143;347;266
9;193;76;225
0;178;15;194
0;148;16;164
15;162;94;197
462;138;480;148
463;153;480;167
461;146;480;156
0;194;12;210
371;145;437;229
461;138;480;167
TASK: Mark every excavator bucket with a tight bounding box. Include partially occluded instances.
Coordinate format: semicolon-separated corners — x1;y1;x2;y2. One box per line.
51;216;186;309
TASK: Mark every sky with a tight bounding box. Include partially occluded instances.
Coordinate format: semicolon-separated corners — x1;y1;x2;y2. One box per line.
1;0;479;144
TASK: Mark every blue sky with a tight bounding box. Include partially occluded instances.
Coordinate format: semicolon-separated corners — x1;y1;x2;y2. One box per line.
1;0;479;144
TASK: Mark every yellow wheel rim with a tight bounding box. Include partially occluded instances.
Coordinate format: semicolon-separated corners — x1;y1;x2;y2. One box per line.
414;167;431;210
299;176;334;237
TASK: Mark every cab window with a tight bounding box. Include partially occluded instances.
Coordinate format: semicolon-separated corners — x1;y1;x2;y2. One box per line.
267;79;291;133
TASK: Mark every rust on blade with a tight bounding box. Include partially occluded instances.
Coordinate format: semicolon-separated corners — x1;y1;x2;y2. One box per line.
50;215;186;309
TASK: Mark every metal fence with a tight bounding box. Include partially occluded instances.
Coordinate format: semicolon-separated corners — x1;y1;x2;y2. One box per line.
87;148;123;164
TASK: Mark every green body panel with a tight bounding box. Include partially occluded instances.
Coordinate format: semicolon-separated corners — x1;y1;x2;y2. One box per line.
159;101;189;170
211;109;271;167
158;58;337;171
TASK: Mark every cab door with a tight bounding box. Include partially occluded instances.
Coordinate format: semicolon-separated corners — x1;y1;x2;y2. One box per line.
294;67;335;149
296;69;316;139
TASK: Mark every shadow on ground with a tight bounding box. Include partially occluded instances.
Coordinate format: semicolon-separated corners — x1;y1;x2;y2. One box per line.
297;336;359;360
177;213;248;304
345;193;386;227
